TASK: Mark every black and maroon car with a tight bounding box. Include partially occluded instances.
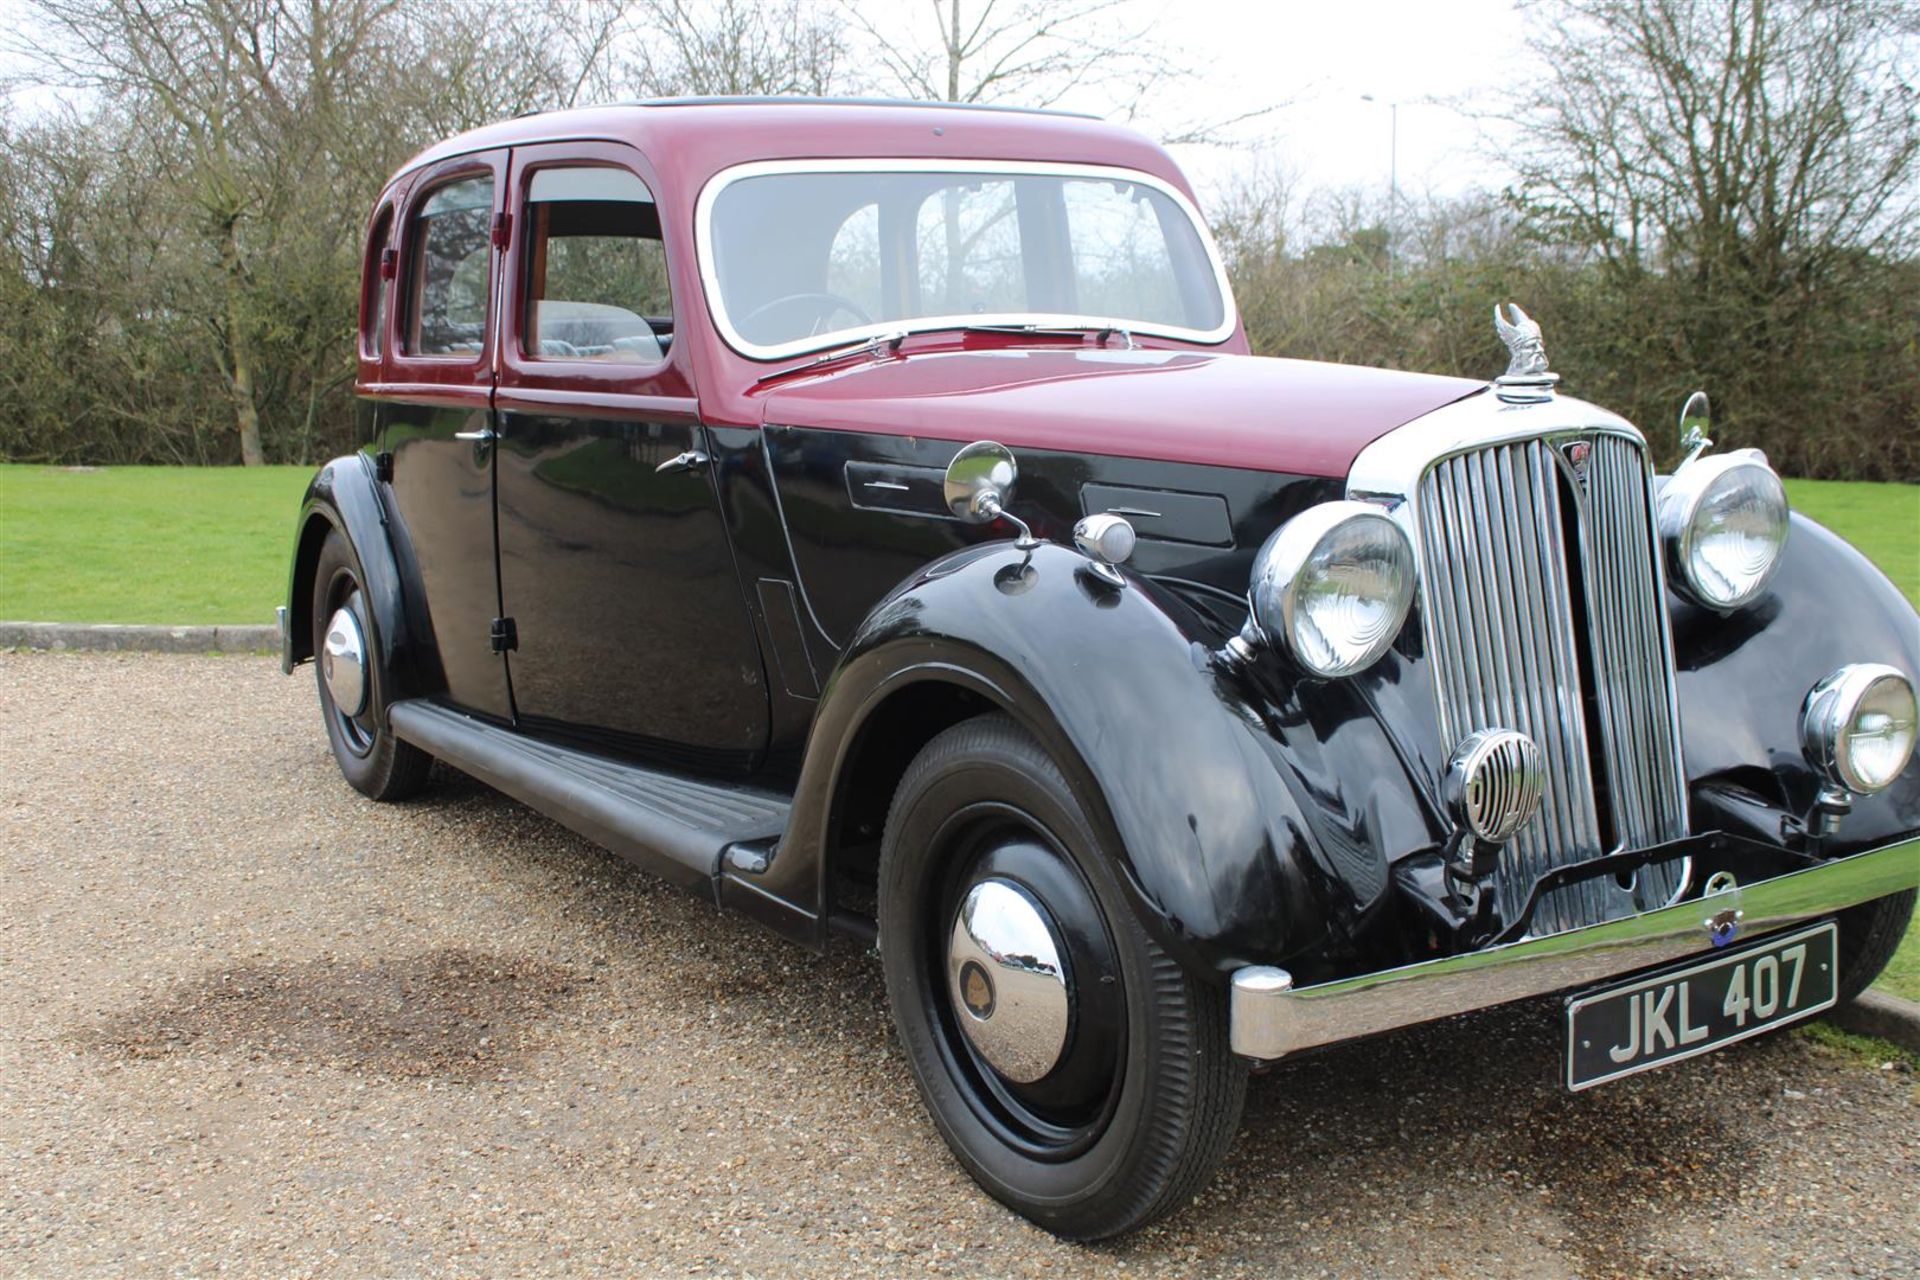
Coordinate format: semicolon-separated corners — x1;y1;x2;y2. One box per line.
282;98;1920;1238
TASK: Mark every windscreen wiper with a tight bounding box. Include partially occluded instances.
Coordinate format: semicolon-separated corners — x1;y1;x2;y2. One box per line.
754;321;1136;387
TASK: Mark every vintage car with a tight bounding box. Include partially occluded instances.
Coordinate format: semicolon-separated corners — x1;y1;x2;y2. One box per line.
281;98;1920;1238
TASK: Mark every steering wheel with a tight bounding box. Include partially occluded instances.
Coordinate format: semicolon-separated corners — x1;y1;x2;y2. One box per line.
741;291;875;339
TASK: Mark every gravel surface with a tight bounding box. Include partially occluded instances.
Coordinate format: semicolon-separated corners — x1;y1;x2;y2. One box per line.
3;652;1916;1278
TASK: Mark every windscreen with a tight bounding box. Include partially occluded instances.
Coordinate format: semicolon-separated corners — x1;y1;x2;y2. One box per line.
704;165;1229;356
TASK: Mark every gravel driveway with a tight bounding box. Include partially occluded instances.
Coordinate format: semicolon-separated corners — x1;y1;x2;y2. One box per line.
2;652;1915;1278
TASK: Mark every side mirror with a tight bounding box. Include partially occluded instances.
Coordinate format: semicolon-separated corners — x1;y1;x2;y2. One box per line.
945;440;1019;521
945;441;1039;549
1678;390;1712;465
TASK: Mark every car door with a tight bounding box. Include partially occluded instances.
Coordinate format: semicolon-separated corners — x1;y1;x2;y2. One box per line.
374;152;513;721
492;142;769;773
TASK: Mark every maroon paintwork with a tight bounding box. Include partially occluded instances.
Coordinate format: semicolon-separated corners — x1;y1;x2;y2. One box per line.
754;345;1479;478
365;101;1483;479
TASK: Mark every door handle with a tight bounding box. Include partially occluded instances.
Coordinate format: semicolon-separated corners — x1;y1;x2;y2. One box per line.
655;449;710;474
454;428;496;442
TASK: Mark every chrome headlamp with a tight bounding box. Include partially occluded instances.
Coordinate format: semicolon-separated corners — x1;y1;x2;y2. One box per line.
1247;501;1415;678
1657;449;1788;610
1802;663;1918;795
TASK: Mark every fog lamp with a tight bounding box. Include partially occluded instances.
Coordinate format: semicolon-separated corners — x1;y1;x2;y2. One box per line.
1802;663;1918;795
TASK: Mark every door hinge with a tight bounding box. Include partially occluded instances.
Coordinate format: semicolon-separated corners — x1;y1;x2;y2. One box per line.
489;616;518;653
374;451;394;483
491;210;511;249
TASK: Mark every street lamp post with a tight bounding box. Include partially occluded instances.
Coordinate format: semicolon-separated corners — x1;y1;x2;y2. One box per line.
1360;94;1398;277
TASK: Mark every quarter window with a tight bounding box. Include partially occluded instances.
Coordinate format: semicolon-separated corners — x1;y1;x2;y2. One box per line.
362;207;392;358
406;175;494;357
523;166;672;364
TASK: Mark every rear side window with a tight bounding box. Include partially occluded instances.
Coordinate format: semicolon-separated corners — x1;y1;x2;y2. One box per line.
407;175;494;357
523;167;672;364
362;207;393;358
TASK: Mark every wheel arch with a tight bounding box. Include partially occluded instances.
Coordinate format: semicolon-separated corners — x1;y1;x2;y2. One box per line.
722;542;1337;978
281;453;437;711
284;509;336;671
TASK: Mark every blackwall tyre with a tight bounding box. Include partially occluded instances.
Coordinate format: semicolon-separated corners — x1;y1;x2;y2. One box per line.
311;529;431;802
877;713;1246;1239
1834;887;1915;1006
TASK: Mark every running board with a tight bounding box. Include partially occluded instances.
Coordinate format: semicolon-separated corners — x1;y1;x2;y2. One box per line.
388;700;789;893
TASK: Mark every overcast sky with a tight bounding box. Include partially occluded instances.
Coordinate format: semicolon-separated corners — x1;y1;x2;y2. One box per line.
1085;0;1539;206
1;0;1541;208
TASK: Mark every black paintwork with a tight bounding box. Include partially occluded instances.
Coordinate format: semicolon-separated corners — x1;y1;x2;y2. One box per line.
290;409;1920;988
380;400;514;720
493;411;770;773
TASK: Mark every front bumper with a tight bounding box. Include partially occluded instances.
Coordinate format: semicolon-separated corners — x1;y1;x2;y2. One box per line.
1229;834;1919;1060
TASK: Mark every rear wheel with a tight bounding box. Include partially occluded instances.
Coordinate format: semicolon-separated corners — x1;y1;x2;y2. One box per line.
1835;888;1915;1006
311;529;431;801
877;713;1245;1240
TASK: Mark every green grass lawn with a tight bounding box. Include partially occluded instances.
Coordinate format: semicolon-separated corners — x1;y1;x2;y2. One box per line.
1784;478;1920;609
2;463;1917;997
0;465;312;625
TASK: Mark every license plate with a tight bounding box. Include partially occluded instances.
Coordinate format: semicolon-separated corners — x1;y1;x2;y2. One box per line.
1565;921;1838;1091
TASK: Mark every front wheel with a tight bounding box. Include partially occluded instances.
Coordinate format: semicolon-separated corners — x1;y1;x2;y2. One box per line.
311;529;431;801
1835;888;1915;1006
878;713;1246;1239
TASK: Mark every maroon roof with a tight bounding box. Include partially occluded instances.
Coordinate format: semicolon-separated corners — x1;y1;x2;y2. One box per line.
398;99;1182;197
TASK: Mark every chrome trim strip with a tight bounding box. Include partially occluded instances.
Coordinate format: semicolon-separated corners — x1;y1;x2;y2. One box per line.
692;158;1240;361
1230;835;1920;1061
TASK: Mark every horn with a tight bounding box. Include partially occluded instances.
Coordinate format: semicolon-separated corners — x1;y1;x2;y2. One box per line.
1493;303;1517;341
1506;302;1534;332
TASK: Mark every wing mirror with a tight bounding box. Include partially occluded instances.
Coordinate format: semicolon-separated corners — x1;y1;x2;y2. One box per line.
945;441;1039;548
1678;390;1712;466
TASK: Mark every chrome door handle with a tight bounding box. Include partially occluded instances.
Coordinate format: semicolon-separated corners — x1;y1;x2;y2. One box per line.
655;449;710;474
454;428;495;442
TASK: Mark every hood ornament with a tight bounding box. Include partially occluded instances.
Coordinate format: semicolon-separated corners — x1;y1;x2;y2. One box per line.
1492;302;1559;404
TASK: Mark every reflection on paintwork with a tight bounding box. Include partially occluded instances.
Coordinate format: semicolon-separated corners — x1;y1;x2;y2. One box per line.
496;414;769;772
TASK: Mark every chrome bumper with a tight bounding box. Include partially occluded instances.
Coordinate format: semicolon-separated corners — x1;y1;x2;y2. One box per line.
1229;835;1920;1061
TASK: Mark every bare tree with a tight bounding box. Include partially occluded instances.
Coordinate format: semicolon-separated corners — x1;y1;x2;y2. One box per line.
838;0;1274;141
1504;0;1919;470
626;0;847;97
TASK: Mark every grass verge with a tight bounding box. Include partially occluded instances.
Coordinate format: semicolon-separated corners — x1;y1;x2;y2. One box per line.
0;465;312;625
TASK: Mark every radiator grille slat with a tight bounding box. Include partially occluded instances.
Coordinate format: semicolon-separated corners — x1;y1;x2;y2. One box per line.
1415;433;1688;935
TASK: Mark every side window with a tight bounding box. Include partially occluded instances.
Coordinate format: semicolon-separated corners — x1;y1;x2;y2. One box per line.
406;174;494;357
826;203;882;321
362;207;392;358
523;166;671;364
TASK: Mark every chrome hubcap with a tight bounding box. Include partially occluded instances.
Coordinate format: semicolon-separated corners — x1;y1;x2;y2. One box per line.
946;878;1071;1084
321;604;368;717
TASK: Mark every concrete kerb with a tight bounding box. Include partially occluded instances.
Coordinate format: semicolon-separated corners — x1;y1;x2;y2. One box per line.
0;621;279;654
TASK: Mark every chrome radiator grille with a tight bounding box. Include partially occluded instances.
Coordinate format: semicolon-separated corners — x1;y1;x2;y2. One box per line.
1414;432;1688;934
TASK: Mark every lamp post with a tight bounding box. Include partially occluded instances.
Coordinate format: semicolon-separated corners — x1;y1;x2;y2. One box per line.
1360;94;1398;276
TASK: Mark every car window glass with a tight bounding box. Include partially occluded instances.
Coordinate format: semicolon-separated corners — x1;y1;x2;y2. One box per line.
707;167;1226;353
407;175;494;357
364;207;392;358
1062;179;1185;323
524;166;671;364
914;180;1024;315
826;204;882;322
